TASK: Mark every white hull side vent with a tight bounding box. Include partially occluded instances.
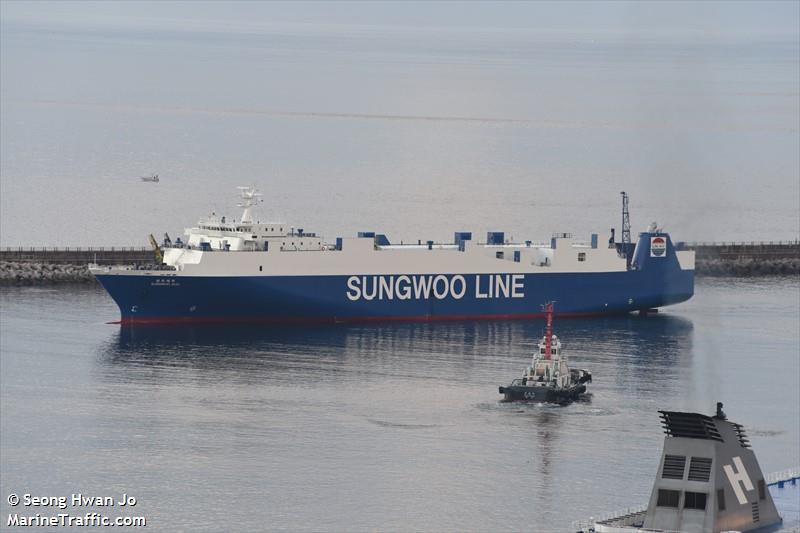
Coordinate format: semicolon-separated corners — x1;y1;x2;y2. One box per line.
688;457;713;482
662;454;686;479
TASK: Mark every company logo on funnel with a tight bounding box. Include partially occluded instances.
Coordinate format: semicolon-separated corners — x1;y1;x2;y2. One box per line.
650;236;667;257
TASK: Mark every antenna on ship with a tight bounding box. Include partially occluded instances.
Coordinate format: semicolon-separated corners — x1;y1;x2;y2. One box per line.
542;302;555;360
621;191;631;245
620;191;632;269
236;186;262;224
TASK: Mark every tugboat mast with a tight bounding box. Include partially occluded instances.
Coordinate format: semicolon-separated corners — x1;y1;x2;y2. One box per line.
543;302;555;360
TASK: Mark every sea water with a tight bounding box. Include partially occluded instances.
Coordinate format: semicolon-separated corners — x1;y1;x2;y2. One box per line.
1;277;797;530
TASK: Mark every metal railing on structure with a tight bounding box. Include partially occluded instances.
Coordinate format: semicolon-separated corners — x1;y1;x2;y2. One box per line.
572;468;799;532
679;240;800;248
766;468;800;486
571;504;647;532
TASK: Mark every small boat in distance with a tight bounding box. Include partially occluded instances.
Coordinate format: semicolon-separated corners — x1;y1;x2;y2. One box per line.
499;302;591;403
140;173;159;183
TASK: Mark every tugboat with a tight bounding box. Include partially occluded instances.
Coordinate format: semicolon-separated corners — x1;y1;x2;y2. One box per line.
498;303;591;403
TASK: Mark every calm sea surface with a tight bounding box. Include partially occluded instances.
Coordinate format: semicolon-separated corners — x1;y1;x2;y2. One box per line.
1;277;798;531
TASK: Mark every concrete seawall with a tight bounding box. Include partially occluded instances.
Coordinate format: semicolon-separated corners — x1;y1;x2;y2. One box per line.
0;247;154;285
0;247;153;265
678;241;800;277
1;242;798;285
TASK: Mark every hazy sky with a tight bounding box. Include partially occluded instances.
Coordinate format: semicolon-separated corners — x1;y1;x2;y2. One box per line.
2;1;799;39
1;1;798;245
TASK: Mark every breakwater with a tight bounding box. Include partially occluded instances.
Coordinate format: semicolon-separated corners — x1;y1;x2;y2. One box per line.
1;242;798;285
678;241;800;277
1;247;152;285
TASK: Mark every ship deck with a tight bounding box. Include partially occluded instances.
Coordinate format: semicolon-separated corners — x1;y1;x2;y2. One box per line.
575;470;800;533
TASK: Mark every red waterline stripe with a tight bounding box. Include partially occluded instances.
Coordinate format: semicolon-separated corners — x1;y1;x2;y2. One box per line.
110;311;625;326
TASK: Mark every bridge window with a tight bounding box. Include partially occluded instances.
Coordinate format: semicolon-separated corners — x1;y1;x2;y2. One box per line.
656;489;680;508
684;492;706;510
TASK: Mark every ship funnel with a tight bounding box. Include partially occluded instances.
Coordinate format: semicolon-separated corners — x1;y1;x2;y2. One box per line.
641;403;781;532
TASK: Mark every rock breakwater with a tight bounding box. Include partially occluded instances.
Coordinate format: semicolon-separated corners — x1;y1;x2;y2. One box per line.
695;257;799;277
0;262;95;285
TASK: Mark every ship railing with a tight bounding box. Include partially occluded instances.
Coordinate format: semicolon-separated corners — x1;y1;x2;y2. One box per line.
766;467;800;486
675;240;800;248
574;469;800;532
481;242;551;247
617;528;684;533
596;504;648;524
92;264;177;271
160;244;339;252
571;504;647;532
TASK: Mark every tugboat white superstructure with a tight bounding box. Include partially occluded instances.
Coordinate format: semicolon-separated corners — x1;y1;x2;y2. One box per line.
91;186;695;325
498;303;591;402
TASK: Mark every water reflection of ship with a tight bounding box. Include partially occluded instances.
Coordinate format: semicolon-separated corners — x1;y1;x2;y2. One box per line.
531;408;561;514
100;315;693;385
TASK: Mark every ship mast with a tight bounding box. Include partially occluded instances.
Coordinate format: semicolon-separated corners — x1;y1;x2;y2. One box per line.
621;191;632;269
620;191;631;245
237;186;263;224
543;302;554;360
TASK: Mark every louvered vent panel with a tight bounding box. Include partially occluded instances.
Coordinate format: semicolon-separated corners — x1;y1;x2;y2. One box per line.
688;457;712;481
752;502;760;522
662;454;686;479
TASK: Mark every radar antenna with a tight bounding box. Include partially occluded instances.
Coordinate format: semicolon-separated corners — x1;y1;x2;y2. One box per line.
236;186;263;223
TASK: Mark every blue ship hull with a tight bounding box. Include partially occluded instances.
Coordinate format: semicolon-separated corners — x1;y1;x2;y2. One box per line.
96;270;693;324
95;233;694;324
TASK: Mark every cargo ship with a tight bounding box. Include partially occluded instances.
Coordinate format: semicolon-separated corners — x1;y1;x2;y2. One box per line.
91;187;694;325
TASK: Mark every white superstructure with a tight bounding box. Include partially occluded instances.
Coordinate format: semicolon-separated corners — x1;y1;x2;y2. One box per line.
157;186;693;278
182;186;325;253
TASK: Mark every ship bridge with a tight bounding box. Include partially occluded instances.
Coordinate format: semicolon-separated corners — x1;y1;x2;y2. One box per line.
178;187;326;253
